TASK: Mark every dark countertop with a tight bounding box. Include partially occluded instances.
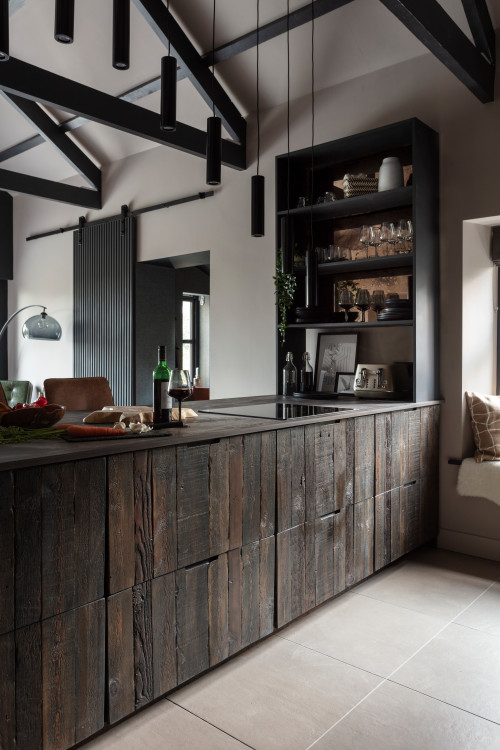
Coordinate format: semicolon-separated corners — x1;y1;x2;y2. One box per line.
0;395;440;471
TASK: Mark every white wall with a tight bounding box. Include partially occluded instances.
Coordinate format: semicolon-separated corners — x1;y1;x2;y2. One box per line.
8;40;500;558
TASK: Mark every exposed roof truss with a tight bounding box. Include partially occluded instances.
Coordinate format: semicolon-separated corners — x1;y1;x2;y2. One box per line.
0;0;496;207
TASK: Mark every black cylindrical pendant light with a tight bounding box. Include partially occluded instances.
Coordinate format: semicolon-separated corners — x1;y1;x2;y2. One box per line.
54;0;74;44
113;0;130;70
251;174;265;237
161;56;177;130
206;115;221;185
206;0;221;185
160;1;177;131
0;0;9;61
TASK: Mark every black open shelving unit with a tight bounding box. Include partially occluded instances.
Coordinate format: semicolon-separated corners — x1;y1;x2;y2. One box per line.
275;118;439;402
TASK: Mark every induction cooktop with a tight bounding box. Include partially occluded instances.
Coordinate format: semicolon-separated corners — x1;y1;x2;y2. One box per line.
198;402;352;421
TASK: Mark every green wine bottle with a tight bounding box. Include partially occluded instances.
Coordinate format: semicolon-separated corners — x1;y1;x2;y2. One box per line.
153;345;172;423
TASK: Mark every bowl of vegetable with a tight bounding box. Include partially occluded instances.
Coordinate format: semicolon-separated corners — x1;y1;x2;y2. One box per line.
0;396;66;428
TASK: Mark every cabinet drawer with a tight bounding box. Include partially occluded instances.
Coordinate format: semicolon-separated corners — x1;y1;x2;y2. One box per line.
352;497;375;585
315;506;352;605
276;523;315;628
374;480;425;567
375;409;421;496
1;600;105;750
305;420;354;519
354;416;375;504
7;460;106;629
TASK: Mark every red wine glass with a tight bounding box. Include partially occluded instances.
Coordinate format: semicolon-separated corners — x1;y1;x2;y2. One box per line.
168;369;193;425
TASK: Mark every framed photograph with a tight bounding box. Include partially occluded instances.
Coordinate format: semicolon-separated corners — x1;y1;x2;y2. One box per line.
315;333;358;392
335;371;356;395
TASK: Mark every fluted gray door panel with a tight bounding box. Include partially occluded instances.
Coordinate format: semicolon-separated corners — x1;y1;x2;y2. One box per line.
74;216;135;405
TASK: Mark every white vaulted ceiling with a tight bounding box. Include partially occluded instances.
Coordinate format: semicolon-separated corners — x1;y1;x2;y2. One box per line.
0;0;498;187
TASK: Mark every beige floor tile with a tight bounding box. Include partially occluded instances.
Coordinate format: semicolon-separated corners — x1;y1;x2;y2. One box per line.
310;680;500;750
279;592;446;677
81;700;249;750
353;547;500;619
169;635;381;750
455;582;500;637
391;622;500;723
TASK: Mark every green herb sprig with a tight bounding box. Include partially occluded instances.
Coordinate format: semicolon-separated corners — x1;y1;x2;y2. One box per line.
274;249;297;347
0;426;65;444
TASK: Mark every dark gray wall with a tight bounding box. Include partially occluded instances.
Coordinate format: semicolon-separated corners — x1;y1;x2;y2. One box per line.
135;263;176;406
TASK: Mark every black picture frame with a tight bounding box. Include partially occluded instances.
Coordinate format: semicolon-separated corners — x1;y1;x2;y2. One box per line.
314;333;358;392
335;371;356;395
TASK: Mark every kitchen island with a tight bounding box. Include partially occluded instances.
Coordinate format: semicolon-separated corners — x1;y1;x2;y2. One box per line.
0;396;439;750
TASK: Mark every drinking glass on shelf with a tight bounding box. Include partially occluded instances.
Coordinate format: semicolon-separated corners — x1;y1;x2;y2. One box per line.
405;220;413;253
371;289;386;315
355;288;371;322
359;225;370;259
338;289;354;322
380;222;397;255
397;219;412;254
368;225;383;257
168;368;193;425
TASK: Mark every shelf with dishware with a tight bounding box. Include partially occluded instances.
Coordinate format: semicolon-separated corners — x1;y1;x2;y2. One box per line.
275;117;439;402
276;185;413;221
287;320;413;330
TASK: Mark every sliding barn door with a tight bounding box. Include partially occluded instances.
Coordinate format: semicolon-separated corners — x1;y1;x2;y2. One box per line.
74;216;136;405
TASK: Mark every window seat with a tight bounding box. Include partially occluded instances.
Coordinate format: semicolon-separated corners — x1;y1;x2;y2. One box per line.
457;458;500;507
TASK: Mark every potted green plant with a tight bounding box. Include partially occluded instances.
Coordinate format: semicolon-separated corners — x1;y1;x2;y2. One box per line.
274;249;297;346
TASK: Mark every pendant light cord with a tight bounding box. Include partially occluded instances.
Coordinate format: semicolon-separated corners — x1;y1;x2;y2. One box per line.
167;0;170;56
286;0;290;218
212;0;216;116
256;0;260;176
310;0;315;252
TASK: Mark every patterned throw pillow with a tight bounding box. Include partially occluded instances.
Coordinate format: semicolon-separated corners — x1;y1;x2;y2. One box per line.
465;392;500;462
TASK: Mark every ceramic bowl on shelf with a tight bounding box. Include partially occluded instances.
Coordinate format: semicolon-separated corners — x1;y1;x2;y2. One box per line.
0;404;66;428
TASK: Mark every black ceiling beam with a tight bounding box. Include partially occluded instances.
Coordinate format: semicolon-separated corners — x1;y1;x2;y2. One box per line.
0;168;101;208
460;0;496;64
202;0;356;69
378;0;494;103
132;0;246;145
2;92;101;190
9;0;30;15
0;57;246;169
0;0;354;164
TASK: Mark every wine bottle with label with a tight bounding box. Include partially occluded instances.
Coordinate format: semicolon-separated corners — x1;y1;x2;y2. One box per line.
282;351;297;397
153;345;172;423
300;352;314;393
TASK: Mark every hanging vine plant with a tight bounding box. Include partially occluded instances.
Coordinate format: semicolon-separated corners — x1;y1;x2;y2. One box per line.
274;249;297;347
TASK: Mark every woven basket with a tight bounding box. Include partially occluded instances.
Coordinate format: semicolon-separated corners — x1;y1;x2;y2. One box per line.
342;174;378;198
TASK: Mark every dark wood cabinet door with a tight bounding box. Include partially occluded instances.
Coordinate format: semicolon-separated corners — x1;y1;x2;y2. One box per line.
375;409;421;496
276;523;315;628
354;416;375;504
352;497;375;585
277;427;306;532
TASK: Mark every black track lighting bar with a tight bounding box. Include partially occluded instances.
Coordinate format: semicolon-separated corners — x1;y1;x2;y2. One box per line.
113;0;130;69
54;0;74;44
0;0;8;61
132;0;246;145
0;57;246;169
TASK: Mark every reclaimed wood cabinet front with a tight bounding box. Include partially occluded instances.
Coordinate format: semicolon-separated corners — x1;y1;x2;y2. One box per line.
0;405;438;750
